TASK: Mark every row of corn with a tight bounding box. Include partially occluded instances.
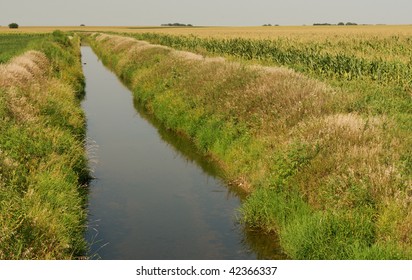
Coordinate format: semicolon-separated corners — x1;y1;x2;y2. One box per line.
130;33;412;90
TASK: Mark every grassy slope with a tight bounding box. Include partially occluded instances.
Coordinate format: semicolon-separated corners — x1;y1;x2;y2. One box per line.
0;31;88;259
88;33;411;259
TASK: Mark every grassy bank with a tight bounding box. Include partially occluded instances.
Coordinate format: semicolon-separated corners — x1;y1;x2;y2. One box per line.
88;33;411;259
0;31;88;259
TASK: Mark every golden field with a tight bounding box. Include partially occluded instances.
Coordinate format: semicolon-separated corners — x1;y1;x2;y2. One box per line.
2;25;412;39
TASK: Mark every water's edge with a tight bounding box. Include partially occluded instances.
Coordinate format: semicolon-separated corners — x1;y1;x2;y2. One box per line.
80;46;284;260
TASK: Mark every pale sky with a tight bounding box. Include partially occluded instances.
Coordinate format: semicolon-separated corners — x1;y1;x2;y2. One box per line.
1;0;411;26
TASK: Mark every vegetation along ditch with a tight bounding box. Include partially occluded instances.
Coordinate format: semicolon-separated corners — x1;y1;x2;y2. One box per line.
0;31;88;259
1;29;410;260
88;33;412;259
80;44;285;259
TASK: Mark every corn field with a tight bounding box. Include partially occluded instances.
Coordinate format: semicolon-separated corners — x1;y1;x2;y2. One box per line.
129;33;412;90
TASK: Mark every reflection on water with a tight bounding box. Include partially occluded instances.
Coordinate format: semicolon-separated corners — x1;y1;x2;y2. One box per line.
81;46;286;260
132;100;240;198
133;100;286;260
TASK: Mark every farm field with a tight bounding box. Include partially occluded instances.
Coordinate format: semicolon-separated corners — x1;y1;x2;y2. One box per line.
0;33;47;63
2;24;412;38
1;25;411;260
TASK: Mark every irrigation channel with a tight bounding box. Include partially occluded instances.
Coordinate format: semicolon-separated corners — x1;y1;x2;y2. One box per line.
81;46;284;259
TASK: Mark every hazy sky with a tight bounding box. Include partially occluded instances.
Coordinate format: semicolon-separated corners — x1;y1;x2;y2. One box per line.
1;0;411;26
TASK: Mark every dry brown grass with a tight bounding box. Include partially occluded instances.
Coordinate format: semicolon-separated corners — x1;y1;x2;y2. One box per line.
0;51;49;88
289;112;406;209
0;51;51;123
5;87;39;123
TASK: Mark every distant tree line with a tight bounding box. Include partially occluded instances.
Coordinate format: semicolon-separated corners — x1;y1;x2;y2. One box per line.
314;22;358;26
161;23;193;27
262;24;280;26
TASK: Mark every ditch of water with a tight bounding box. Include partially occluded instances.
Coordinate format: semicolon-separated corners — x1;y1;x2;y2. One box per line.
81;46;284;260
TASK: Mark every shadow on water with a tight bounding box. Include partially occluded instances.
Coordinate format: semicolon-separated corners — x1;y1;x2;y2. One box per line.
131;99;243;199
81;45;286;260
131;90;287;260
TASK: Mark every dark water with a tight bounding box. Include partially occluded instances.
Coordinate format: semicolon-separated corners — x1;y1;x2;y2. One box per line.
81;46;284;260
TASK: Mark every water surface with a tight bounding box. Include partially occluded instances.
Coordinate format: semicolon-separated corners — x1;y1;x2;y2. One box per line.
81;46;284;260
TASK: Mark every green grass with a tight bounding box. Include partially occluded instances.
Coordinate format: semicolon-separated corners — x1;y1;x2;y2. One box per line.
0;34;46;64
88;33;412;259
0;32;88;259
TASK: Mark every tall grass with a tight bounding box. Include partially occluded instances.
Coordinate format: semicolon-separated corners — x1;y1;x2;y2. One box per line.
0;32;88;259
88;33;411;259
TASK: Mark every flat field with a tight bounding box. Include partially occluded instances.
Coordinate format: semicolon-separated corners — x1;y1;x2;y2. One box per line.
2;24;412;38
